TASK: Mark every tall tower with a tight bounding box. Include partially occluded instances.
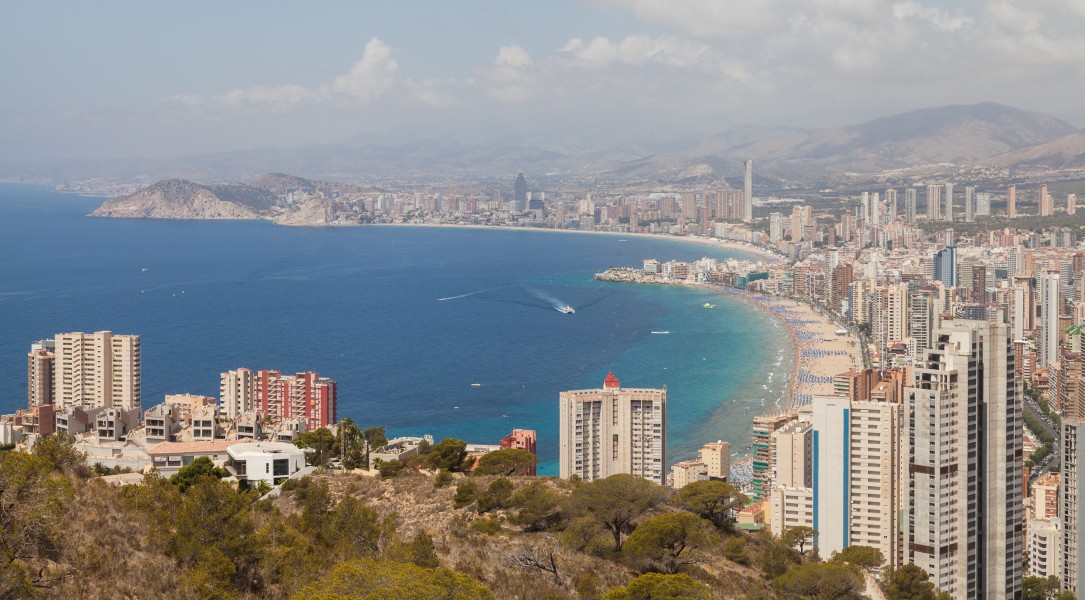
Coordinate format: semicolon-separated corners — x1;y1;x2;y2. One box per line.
513;171;528;212
559;372;667;485
933;245;956;287
965;186;975;223
743;160;753;223
1070;193;1078;216
53;331;141;411
1063;419;1085;594
905;320;1022;599
1040;183;1052;217
944;182;954;222
886;188;898;221
1039;271;1061;368
220;367;255;420
1008;184;1017;218
905;188;917;223
927;185;942;220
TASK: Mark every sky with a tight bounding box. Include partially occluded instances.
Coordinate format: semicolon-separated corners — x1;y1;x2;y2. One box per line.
3;0;1085;161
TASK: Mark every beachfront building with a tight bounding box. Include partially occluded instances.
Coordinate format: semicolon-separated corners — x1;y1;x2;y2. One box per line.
751;413;797;501
558;372;667;485
905;319;1022;599
669;440;731;490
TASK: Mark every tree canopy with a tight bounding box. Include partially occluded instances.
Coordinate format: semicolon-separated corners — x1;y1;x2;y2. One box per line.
673;480;747;531
472;448;537;476
773;562;865;599
291;558;494;600
623;513;715;573
566;474;669;551
602;573;713;600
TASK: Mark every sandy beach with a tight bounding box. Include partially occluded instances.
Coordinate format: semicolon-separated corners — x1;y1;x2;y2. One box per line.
372;223;785;263
735;293;862;410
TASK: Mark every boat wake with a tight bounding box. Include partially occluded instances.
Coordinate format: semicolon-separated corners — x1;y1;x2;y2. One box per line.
438;287;506;301
527;287;574;314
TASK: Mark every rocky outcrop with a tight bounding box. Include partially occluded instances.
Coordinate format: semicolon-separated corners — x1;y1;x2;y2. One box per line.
90;179;261;220
271;197;336;227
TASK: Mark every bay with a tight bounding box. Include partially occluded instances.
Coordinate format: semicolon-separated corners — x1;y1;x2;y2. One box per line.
0;184;792;474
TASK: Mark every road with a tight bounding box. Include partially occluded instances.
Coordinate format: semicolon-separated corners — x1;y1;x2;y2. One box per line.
1023;395;1060;475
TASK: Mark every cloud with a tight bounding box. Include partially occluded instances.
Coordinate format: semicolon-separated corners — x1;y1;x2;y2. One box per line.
495;45;533;68
166;37;397;112
558;35;710;68
328;38;397;102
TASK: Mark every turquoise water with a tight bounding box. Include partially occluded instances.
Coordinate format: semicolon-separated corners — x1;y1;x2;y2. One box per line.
0;184;791;474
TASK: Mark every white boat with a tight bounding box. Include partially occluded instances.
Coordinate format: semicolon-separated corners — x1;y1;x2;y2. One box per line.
651;331;670;335
470;383;482;387
558;306;575;314
835;328;848;335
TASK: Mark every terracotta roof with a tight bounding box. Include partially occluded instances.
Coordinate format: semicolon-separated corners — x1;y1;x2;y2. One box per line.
147;440;241;455
603;371;620;389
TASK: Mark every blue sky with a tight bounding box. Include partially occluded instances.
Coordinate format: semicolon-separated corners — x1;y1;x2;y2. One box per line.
3;1;1084;160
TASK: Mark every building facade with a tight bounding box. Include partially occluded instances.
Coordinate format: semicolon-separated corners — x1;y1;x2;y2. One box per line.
558;372;666;485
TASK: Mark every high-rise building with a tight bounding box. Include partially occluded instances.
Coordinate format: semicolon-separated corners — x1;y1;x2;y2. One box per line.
933;245;957;287
513;171;528;212
810;395;903;567
977;192;991;216
965;186;976;223
53;331;141;411
1070;194;1078;216
927;185;942;220
220;367;256;420
944;182;954;222
886;188;898;221
27;339;54;409
905;320;1022;599
251;370;337;429
906;188;918;223
1008;184;1017;218
1040;184;1052;217
769;212;784;243
1063;418;1085;593
1039;271;1061;368
558;372;667;485
743;160;753;223
752;412;796;500
1030;474;1062;579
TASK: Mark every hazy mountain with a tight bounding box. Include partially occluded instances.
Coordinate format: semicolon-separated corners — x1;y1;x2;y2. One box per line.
2;102;1078;186
980;129;1085;169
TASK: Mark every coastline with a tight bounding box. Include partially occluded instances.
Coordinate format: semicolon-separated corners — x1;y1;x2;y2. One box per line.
371;222;785;264
665;281;862;411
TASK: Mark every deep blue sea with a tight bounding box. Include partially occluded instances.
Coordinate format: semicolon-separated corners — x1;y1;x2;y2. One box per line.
0;184;791;474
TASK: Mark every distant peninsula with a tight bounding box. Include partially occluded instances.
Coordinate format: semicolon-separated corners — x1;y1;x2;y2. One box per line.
90;173;364;227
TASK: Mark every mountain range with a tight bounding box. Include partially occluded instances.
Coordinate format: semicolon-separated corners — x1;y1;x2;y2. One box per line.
5;102;1084;186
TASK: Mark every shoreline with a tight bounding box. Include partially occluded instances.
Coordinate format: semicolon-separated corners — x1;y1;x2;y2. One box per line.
371;222;785;263
647;279;862;412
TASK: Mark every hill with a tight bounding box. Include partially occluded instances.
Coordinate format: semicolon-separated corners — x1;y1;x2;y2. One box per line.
89;174;355;226
980;129;1085;169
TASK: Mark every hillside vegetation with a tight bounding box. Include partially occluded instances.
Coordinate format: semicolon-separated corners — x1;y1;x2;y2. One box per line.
2;435;971;599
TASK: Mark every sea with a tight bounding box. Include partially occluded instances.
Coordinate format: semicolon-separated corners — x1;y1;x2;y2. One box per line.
0;184;792;475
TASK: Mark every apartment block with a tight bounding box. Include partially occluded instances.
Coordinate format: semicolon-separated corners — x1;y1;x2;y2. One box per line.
559;372;666;485
53;331;141;411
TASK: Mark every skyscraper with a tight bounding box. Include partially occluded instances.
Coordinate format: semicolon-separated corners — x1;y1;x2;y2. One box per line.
743;160;753;223
944;182;954;222
905;188;917;223
905;320;1022;599
1008;184;1017;218
1039;271;1061;368
927;185;942;220
1070;193;1078;216
965;186;975;223
513;171;528;212
933;245;956;287
1040;184;1052;217
53;331;141;411
558;372;667;485
1063;418;1085;593
27;339;54;409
